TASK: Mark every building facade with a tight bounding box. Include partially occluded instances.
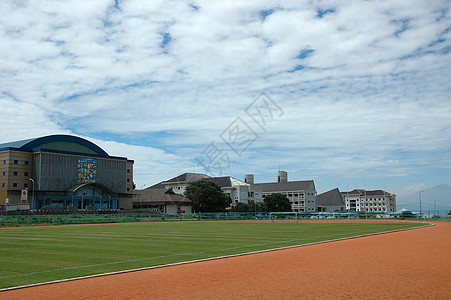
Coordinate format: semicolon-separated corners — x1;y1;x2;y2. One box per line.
148;171;316;212
148;173;263;205
342;189;396;212
253;171;317;212
0;135;134;209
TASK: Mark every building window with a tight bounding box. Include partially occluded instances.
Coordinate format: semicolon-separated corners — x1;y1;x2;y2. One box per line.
2;171;4;176
3;160;6;164
127;169;130;173
127;187;130;191
13;171;18;176
14;160;18;164
127;178;130;182
13;183;17;187
2;183;4;187
24;172;28;176
24;183;28;188
25;161;29;165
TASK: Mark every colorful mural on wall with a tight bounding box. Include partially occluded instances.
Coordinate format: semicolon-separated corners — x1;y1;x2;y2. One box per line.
77;157;97;184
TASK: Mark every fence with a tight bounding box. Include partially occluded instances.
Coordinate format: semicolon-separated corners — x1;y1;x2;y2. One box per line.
0;210;448;226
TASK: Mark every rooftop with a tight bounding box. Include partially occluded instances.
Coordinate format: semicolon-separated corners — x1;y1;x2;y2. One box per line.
342;189;394;196
254;180;314;192
0;134;131;160
316;188;344;207
135;188;192;205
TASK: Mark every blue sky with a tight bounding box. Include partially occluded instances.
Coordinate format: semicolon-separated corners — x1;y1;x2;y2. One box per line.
0;0;450;196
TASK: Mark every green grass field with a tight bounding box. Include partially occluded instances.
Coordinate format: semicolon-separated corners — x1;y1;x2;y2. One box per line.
0;221;425;289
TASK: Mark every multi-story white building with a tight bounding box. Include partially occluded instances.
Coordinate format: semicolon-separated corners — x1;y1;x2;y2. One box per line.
253;171;317;212
342;189;396;212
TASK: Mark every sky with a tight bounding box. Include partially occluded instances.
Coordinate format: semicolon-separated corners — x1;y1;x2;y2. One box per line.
0;0;450;197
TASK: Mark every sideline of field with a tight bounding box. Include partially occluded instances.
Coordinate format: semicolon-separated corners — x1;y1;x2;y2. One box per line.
0;221;431;292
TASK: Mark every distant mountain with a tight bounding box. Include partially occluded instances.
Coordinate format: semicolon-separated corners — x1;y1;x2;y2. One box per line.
396;184;451;213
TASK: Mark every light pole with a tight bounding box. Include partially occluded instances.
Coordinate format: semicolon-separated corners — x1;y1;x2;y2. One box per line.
140;184;146;209
29;178;35;209
419;190;424;218
254;200;257;218
434;200;436;217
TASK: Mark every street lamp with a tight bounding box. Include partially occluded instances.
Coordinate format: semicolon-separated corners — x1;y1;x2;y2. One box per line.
140;184;146;209
254;200;257;217
419;190;424;217
29;178;35;209
434;200;436;217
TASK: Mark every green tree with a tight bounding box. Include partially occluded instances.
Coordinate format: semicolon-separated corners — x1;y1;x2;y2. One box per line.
185;180;230;212
256;201;267;212
263;193;292;212
231;202;253;212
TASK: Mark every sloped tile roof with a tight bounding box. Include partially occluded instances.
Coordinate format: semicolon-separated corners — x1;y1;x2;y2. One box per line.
254;180;314;192
203;176;232;187
161;173;211;184
316;188;344;207
341;189;392;197
135;188;192;205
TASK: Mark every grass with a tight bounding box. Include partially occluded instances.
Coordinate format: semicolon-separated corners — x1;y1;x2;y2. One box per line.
0;221;426;289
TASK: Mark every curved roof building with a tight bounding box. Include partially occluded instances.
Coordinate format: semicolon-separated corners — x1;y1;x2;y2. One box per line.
0;135;113;157
0;135;134;209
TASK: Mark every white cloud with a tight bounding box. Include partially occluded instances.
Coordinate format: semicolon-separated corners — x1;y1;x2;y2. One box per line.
86;136;196;188
398;183;429;197
0;0;450;193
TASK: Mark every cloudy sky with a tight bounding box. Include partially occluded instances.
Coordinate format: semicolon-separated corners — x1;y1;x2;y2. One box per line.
1;0;450;197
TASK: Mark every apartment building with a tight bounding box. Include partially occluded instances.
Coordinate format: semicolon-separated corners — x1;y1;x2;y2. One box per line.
253;171;317;212
342;189;396;212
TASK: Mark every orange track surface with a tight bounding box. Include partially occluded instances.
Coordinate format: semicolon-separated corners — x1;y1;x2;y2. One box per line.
2;221;450;299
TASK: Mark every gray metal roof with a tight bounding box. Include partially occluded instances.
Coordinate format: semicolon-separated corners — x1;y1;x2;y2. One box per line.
0;138;36;149
254;180;314;192
0;134;110;157
161;173;211;184
341;189;392;196
135;188;192;205
316;188;344;207
204;176;232;188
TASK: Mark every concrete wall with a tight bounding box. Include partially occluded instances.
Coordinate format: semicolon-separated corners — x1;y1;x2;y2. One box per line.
0;150;33;205
126;161;134;193
304;183;317;212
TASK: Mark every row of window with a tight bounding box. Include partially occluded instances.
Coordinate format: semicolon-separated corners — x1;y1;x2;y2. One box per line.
291;201;305;205
1;183;28;188
2;171;29;176
2;160;29;165
263;192;306;198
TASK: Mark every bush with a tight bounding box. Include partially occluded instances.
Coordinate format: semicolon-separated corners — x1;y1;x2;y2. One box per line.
40;205;65;211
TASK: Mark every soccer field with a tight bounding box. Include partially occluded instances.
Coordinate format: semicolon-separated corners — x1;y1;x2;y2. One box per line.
0;221;425;289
